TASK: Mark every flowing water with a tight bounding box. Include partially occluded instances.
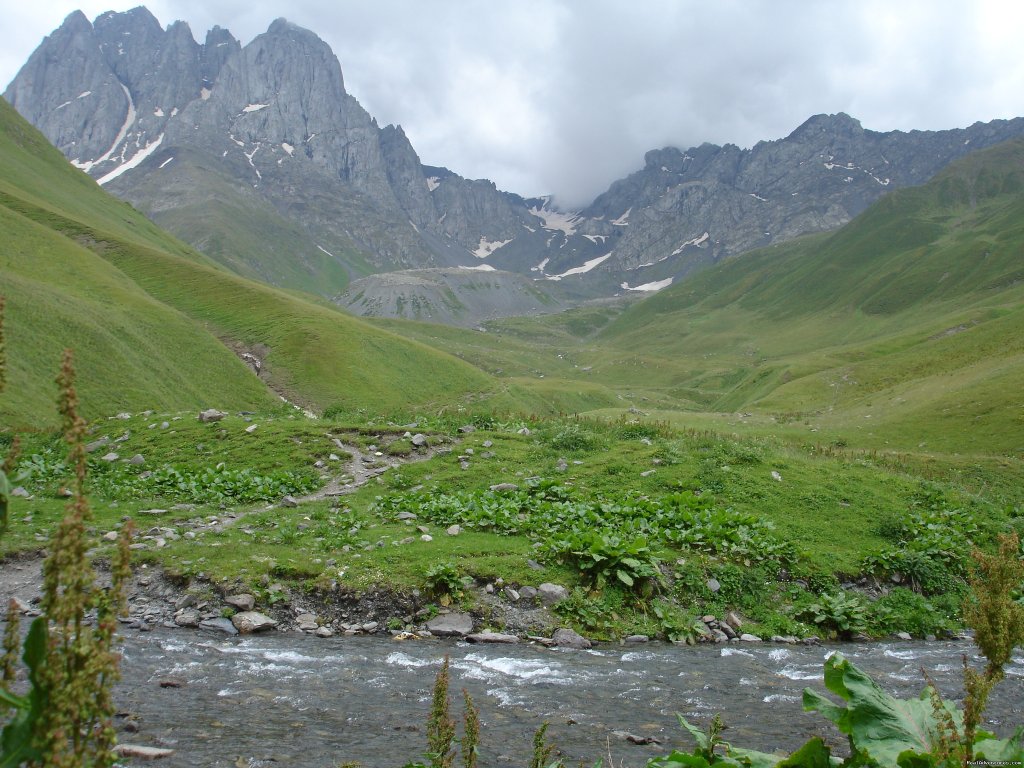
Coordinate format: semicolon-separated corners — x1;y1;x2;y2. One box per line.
116;630;1023;767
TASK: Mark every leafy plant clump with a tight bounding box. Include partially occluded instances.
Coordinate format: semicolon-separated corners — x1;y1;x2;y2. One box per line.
91;461;321;504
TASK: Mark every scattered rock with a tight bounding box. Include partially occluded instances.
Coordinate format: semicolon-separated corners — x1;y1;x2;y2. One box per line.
771;470;783;482
245;424;258;434
517;427;531;435
489;483;518;492
128;454;146;466
315;626;334;638
519;586;538;602
296;613;319;631
426;612;474;637
396;511;418;521
624;635;649;643
10;486;31;498
420;534;433;542
639;469;656;477
280;495;299;508
537;583;569;606
199;618;238;635
706;578;721;593
739;633;762;643
458;424;476;433
85;437;110;453
467;631;520;644
115;412;132;420
895;631;913;641
101;452;119;462
113;744;175;759
231;611;278;634
173;609;200;628
612;731;662;746
446;524;462;536
725;611;744;631
552;628;591;649
504;587;520;602
197;409;226;423
411;433;427;447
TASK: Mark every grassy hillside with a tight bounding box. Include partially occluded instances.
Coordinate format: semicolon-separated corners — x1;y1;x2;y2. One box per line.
0;98;499;423
585;139;1024;455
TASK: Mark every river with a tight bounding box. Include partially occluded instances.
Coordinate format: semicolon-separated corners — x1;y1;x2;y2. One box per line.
113;630;1024;767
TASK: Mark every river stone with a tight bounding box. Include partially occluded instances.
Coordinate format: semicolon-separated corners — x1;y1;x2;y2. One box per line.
296;613;319;631
624;634;649;643
173;609;200;628
224;594;255;611
426;612;474;637
114;744;175;759
504;587;520;602
739;633;762;642
315;626;334;638
552;628;591;649
538;583;569;606
710;629;730;643
519;586;538;602
895;631;913;641
198;409;226;423
467;631;520;644
199;617;239;635
231;611;278;634
725;611;744;631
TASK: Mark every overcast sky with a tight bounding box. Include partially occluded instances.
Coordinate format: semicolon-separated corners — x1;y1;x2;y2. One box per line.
3;0;1023;206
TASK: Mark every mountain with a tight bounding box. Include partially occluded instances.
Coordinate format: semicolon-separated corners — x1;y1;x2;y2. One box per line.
6;8;1024;316
0;95;504;424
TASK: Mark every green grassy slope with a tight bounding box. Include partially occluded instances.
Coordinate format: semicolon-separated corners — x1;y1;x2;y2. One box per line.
590;139;1024;454
0;98;497;423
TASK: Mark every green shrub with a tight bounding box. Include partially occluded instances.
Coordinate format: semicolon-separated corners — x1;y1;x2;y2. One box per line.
868;587;957;638
799;591;868;639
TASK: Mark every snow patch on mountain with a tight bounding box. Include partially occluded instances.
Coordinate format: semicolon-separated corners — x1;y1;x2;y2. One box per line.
97;133;164;185
546;253;612;280
426;176;441;192
621;278;673;292
243;103;269;113
459;264;497;272
529;198;581;235
71;82;136;173
611;208;632;226
473;236;512;259
671;232;709;255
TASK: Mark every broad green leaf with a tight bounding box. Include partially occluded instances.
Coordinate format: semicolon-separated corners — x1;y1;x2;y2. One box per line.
973;728;1024;762
647;752;714;767
616;570;635;587
774;737;837;767
803;654;960;766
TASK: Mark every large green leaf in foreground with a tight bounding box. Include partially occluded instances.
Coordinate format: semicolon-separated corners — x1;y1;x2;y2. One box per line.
803;653;1023;766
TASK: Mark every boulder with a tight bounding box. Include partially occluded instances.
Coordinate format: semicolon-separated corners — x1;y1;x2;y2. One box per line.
101;452;119;462
224;593;253;614
231;611;278;634
467;631;520;644
489;482;518;492
426;612;474;637
624;634;649;643
85;437;110;453
296;613;319;631
725;611;744;631
446;524;462;536
198;409;226;423
280;495;299;508
113;745;175;759
739;633;763;643
199;617;238;635
173;609;200;628
552;628;591;649
128;454;146;466
519;586;538;602
411;433;427;446
537;583;569;606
